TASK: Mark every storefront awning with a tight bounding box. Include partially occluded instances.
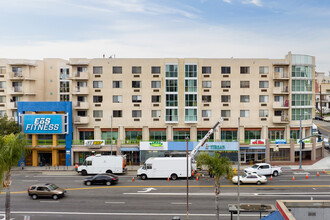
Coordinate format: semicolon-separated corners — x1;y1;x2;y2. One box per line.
120;148;140;151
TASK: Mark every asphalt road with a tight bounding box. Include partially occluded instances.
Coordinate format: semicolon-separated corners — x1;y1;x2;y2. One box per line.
1;170;330;220
314;120;330;137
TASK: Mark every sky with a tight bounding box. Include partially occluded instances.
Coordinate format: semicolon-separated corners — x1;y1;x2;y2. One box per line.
0;0;329;72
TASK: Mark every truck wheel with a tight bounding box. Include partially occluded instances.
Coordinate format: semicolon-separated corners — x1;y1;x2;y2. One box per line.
171;174;178;180
273;171;278;177
81;170;87;176
106;170;112;174
141;174;147;180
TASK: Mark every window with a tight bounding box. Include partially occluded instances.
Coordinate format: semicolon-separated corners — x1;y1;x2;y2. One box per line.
0;110;6;117
268;130;284;140
202;95;211;103
259;110;269;117
221;66;231;74
146;164;152;169
221;81;230;88
113;66;122;74
240;110;249;117
202;66;211;74
0;96;5;103
152;95;161;103
132;81;141;88
240;95;250;103
245;130;260;140
93;110;103;118
166;109;178;122
77;66;87;73
259;95;269;103
113;110;122;117
113;81;122;88
151;66;161;74
202;110;211;117
221;95;231;103
240;81;250;88
0;66;6;74
149;130;166;141
166;94;178;106
291;108;312;120
259;81;269;88
185;64;197;77
259;66;269;74
197;130;214;141
152;110;161;117
292;66;312;78
240;66;250;74
165;64;178;77
77;111;87;116
60;95;70;101
60;68;69;80
132;110;141;117
274;110;282;116
12;66;22;74
93;66;103;74
185;109;197;121
185;79;197;92
290;130;299;139
132;66;141;74
292;94;313;106
173;130;190;141
59;81;69;93
202;81;212;88
275;67;284;73
102;131;119;144
93;96;103;103
166;80;178;92
132;95;142;103
185;94;197;107
126;130;142;142
93;81;103;88
292;80;312;92
113;95;122;103
151;81;161;88
221;110;230;117
221;130;237;141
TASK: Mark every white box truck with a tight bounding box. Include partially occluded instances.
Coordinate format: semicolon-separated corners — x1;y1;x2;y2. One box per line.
77;154;127;175
137;157;191;180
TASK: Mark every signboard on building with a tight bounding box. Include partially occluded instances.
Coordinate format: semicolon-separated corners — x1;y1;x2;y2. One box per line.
198;142;239;151
250;139;266;145
297;138;311;144
140;141;168;150
21;114;67;134
84;140;105;149
275;139;287;144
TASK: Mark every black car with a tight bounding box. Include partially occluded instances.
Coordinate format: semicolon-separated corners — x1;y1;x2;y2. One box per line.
84;174;119;186
315;115;324;121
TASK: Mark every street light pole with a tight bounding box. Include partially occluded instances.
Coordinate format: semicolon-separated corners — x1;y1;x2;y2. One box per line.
186;136;189;220
110;114;113;155
237;117;240;220
299;110;302;169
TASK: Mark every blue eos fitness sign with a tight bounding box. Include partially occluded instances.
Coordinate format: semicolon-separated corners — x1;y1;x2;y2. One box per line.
22;114;64;134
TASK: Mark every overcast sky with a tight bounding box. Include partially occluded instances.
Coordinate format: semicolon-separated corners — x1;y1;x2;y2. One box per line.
0;0;329;72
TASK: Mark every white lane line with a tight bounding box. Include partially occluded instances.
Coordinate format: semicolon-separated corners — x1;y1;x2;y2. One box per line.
33;176;81;178
22;180;38;182
279;180;328;182
105;202;126;204
171;202;192;205
39;201;59;203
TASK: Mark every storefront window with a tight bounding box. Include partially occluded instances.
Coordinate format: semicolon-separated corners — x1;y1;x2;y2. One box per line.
197;130;214;142
173;130;190;141
125;131;142;144
79;131;94;140
37;134;53;145
271;148;290;161
244;130;261;143
221;130;237;141
101;131;118;144
290;130;299;140
268;130;284;141
149;130;166;141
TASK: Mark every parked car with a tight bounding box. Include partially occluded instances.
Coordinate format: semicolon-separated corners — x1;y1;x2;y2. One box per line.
244;163;282;176
84;174;119;186
314;115;324;121
324;137;330;149
232;173;267;185
28;183;66;200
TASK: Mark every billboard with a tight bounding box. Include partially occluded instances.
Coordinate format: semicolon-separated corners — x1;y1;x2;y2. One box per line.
22;114;66;134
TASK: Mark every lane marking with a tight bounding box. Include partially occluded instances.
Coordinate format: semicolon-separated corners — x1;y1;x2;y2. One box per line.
171;202;192;205
105;202;125;204
22;180;38;182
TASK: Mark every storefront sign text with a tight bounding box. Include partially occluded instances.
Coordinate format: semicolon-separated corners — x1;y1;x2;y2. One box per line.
84;140;105;149
250;139;266;145
22;114;64;134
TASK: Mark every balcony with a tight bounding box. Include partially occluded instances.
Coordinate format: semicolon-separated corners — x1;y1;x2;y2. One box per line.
273;72;289;80
68;71;89;80
8;72;24;80
8;101;17;109
73;116;89;124
72;86;89;95
9;86;24;95
273;115;289;124
73;101;89;109
273;86;289;94
273;101;289;109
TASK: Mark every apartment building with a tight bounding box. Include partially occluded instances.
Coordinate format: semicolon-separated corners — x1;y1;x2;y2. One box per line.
0;52;325;166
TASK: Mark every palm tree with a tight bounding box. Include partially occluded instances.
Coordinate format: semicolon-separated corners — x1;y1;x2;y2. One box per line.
197;152;233;220
0;133;28;220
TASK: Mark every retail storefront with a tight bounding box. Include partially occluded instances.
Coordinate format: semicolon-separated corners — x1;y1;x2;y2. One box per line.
18;101;73;166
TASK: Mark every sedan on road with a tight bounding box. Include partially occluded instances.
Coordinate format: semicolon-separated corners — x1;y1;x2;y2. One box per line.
232;173;267;185
84;174;119;186
28;183;66;200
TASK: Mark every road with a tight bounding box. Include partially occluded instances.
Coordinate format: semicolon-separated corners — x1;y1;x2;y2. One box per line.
314;120;330;137
1;170;330;220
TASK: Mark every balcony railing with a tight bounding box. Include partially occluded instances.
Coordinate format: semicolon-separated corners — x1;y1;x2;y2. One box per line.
73;116;89;124
73;86;89;94
74;101;89;109
274;72;289;79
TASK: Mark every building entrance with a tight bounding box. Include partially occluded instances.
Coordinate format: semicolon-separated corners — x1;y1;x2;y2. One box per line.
39;152;52;166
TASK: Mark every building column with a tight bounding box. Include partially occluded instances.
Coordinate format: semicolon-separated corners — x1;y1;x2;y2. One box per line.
216;127;221;142
52;149;59;166
311;137;316;161
285;125;290;140
261;126;268;140
239;126;244;143
94;126;101;140
290;139;295;163
142;126;149;141
32;149;38;167
166;125;173;141
266;139;270;163
190;126;197;142
321;142;325;158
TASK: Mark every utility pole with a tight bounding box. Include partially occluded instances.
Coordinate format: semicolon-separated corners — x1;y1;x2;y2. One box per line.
299;110;302;169
110;114;113;155
237;117;240;220
186;136;189;220
320;84;322;118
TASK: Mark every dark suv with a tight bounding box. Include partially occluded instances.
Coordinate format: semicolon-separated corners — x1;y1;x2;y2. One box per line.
28;183;66;200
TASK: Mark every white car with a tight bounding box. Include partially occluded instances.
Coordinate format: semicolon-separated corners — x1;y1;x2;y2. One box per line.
232;173;267;185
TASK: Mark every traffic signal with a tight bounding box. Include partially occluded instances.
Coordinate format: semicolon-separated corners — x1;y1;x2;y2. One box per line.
302;141;305;149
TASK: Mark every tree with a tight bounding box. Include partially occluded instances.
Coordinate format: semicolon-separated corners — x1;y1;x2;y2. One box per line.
197;152;233;220
0;133;28;220
0;115;20;136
